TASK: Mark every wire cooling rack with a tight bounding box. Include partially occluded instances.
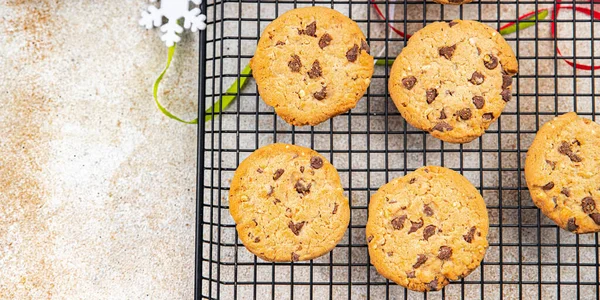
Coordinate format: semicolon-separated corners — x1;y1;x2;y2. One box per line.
196;0;600;299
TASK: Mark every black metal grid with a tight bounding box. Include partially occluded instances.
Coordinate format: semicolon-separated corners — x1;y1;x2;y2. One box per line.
196;0;600;299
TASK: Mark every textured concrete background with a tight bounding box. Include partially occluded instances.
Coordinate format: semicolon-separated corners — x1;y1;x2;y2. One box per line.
1;0;599;299
1;1;198;298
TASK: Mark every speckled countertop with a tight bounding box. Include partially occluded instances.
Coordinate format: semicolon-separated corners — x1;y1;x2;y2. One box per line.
2;1;599;299
2;1;197;298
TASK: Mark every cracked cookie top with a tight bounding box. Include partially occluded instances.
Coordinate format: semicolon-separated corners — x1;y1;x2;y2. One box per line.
251;7;374;126
366;166;489;292
229;143;350;262
389;20;518;143
525;112;600;234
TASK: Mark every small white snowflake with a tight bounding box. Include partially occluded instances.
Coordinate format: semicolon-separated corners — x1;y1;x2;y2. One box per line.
139;0;207;47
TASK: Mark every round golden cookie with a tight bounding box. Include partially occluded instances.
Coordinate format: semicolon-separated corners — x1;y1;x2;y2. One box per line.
366;166;489;292
525;112;600;234
388;20;518;144
250;7;374;126
229;143;350;262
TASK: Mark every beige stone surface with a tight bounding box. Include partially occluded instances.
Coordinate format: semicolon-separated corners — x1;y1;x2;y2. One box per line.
2;0;599;299
1;1;197;298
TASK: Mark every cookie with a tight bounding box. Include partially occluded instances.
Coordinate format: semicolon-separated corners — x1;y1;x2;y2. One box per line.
366;166;489;292
229;143;350;261
388;20;518;143
525;112;600;234
251;7;374;126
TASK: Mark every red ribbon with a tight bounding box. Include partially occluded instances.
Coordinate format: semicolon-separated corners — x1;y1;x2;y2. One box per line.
371;0;600;71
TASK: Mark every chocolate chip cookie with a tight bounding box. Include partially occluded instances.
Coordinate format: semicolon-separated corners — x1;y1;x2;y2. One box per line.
251;7;374;126
388;20;518;143
366;166;489;291
525;112;600;234
229;143;350;261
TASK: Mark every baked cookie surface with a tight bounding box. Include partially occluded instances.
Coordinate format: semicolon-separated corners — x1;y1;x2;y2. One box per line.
525;112;600;233
388;20;518;143
251;7;374;126
366;166;489;292
229;143;350;262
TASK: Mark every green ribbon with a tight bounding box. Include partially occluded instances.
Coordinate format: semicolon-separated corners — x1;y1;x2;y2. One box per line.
376;11;549;66
153;44;252;124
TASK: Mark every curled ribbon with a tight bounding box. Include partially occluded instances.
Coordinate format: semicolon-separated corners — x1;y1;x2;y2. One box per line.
371;0;600;70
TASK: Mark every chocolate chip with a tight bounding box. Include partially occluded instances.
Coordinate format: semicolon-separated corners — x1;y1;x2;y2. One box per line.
267;186;274;196
582;197;596;214
432;121;453;132
346;44;359;62
423;225;436;241
407;271;416;278
313;86;327;100
367;235;374;243
360;39;370;54
469;71;485;85
276;41;285;46
502;74;513;89
546;160;556;169
472;96;485;109
310;156;323;169
413;254;427;268
483;54;499;69
391;215;407;230
590;213;600;225
558;141;571;155
561;187;570;197
387;252;393;257
463;226;476;243
332;203;339;214
307;60;322;79
423;204;434;216
428;279;439;291
402;76;417;90
292;252;299;261
299;21;317;37
288;221;306;236
273;198;281;205
439;109;447;119
300;166;305;173
482;113;494;121
542;182;554;191
458;108;472;120
426;88;438;104
255;237;260;243
409;178;416;184
439;45;456;59
567;218;578;232
257;168;264;173
318;33;332;49
273;169;285;180
295;179;311;195
288;55;302;72
449;21;458;27
558;141;583;162
438;246;452;260
408;218;424;234
501;89;511;102
491;49;511;64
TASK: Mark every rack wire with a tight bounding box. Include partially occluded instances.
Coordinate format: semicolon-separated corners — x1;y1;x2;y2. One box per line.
196;0;600;299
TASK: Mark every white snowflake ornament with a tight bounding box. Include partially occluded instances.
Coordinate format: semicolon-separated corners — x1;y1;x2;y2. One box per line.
140;0;207;47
